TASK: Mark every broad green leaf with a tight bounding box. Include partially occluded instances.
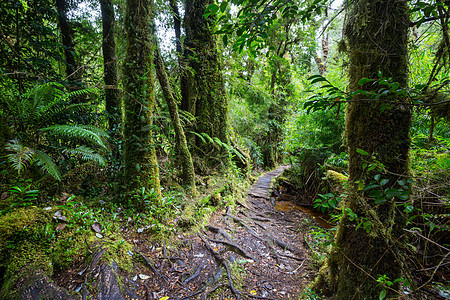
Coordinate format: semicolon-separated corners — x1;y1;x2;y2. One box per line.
356;148;369;156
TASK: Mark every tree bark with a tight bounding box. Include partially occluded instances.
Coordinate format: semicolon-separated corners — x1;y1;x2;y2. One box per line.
153;31;197;195
100;0;120;136
182;0;230;169
324;1;411;299
123;0;161;201
54;0;79;81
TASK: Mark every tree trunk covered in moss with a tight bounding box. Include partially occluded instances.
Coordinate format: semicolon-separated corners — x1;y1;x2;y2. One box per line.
100;0;120;136
54;0;79;81
122;0;161;200
182;0;230;168
153;33;197;195
326;1;411;299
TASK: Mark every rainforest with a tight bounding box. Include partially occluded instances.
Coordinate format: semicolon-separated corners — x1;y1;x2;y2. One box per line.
0;0;449;299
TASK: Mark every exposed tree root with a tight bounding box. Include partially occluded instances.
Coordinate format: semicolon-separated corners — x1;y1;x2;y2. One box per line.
139;252;168;283
199;234;241;298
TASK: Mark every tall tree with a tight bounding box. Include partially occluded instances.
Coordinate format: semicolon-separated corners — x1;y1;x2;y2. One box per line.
319;1;412;298
100;0;120;136
182;0;230;168
54;0;79;81
153;28;197;195
123;0;161;200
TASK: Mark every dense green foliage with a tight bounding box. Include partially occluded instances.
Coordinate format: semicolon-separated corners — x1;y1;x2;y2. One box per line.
0;0;448;298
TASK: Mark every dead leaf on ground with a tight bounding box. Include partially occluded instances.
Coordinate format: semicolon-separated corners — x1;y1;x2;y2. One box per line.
92;222;102;233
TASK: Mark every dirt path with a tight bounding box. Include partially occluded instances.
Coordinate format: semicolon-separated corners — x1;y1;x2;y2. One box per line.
132;166;315;300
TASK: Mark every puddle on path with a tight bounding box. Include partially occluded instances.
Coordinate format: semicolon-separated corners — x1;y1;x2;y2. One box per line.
275;201;334;229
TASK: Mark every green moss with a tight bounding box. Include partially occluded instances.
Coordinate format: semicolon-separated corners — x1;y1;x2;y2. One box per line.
101;236;133;271
0;207;52;259
1;244;53;299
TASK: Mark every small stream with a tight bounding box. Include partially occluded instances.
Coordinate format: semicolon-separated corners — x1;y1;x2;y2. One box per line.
274;200;334;229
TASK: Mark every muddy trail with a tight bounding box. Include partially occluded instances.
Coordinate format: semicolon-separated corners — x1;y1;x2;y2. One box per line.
120;166;318;300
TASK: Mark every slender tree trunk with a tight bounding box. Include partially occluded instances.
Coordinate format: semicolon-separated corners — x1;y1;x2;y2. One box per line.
123;0;161;201
100;0;120;136
169;0;182;56
324;1;411;299
54;0;79;81
153;31;197;195
182;0;230;169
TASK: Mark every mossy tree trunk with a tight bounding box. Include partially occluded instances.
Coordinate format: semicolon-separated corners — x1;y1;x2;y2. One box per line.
54;0;79;81
182;0;230;169
153;31;197;196
326;1;411;299
100;0;120;138
122;0;161;200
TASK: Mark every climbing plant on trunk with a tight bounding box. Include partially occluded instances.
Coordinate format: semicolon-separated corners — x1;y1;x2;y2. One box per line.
182;0;230;170
122;0;161;201
317;1;412;299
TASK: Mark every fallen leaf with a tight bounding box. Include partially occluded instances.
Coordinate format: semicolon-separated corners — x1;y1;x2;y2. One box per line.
139;274;150;280
159;297;169;300
92;222;102;233
250;290;257;295
55;223;66;231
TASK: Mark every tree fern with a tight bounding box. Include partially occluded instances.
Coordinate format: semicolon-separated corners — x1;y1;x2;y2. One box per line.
35;150;62;181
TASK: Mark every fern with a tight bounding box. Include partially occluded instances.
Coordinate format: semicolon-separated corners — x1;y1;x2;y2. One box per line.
40;125;107;149
63;146;107;166
5;140;35;175
35;150;62;181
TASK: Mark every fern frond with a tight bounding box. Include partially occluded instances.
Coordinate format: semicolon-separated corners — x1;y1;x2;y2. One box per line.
63;146;107;166
40;125;107;149
39;103;96;125
35;150;62;181
201;133;214;144
189;131;206;144
79;125;109;139
5;139;36;175
63;87;99;101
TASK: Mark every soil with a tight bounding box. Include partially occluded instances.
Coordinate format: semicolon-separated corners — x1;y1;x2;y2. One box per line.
52;166;321;299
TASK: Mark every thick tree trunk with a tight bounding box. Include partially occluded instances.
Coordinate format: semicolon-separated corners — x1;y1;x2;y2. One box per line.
153;33;197;195
325;1;411;299
100;0;120;136
182;0;230;169
54;0;79;81
123;0;161;200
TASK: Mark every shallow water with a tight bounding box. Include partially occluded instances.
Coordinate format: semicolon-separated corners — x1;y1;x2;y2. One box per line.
274;200;334;229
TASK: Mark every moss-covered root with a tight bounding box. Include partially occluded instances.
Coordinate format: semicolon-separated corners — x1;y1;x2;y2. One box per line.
1;244;77;300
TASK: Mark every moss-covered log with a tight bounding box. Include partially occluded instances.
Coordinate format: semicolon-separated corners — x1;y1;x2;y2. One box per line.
321;1;412;299
182;0;230;169
122;0;161;200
